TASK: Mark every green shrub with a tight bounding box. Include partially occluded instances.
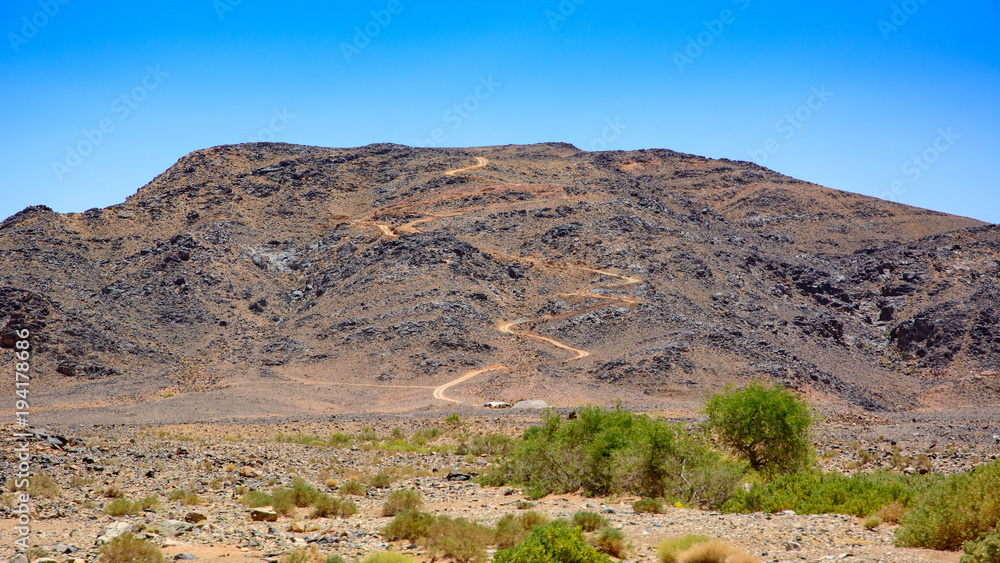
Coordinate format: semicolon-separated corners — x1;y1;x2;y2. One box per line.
138;495;160;510
241;490;273;507
421;515;493;563
168;488;203;506
309;494;357;518
633;498;664;514
722;469;931;517
671;539;757;563
98;533;164;563
590;526;631;558
382;509;436;542
359;552;414;563
323;556;347;563
339;480;368;496
572;510;608;532
465;433;513;456
657;535;712;563
482;407;744;506
381;489;423;517
494;511;552;549
961;526;1000;563
896;459;1000;551
368;471;395;489
271;489;297;516
863;517;882;530
104;498;140;516
289;478;321;506
27;472;60;499
703;383;816;476
494;520;612;563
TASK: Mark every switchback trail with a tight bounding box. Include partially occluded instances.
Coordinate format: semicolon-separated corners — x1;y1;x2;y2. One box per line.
343;155;644;404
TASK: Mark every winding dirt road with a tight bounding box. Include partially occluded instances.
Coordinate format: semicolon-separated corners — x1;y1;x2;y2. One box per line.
343;155;644;404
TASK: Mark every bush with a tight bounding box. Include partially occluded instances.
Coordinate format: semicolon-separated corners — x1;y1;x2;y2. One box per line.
138;495;160;510
572;510;608;532
381;489;423;517
421;515;493;563
241;490;273;507
27;472;60;499
271;489;297;517
961;526;1000;563
104;498;140;516
482;407;744;506
280;546;346;563
360;552;414;563
673;539;759;563
168;488;203;506
494;520;613;563
382;509;436;542
339;480;368;496
368;471;395;489
863;517;882;530
309;494;357;518
633;498;664;514
97;533;164;563
591;526;631;558
323;556;347;563
657;535;713;563
878;500;907;523
722;470;930;517
896;458;1000;551
289;478;321;506
703;383;815;477
494;511;552;549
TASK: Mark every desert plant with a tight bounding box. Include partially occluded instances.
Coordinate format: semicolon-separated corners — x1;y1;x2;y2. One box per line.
382;509;436;542
368;471;395;489
271;489;297;517
896;458;1000;551
961;526;1000;563
877;500;907;523
673;539;759;563
323;556;347;563
138;495;160;510
494;520;612;563
421;515;493;563
27;472;60;499
310;494;357;518
590;526;631;558
572;510;608;532
360;553;414;563
657;535;713;563
703;383;815;477
863;517;882;530
168;488;203;506
493;511;552;549
482;407;743;506
97;533;164;563
633;498;664;514
104;485;126;498
381;489;423;517
721;469;930;517
289;478;321;506
241;490;273;507
339;480;368;496
104;498;140;516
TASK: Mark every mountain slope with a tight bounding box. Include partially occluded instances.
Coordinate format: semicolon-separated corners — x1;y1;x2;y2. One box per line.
2;143;997;423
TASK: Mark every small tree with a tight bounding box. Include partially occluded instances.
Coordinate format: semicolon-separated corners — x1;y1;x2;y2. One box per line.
703;383;815;477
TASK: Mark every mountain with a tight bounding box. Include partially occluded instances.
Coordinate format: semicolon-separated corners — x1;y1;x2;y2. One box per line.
2;142;998;424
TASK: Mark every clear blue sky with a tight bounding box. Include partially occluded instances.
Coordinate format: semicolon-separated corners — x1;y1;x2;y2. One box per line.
2;1;998;223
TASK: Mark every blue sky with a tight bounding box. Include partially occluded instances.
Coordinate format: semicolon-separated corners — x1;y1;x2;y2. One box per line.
2;1;998;223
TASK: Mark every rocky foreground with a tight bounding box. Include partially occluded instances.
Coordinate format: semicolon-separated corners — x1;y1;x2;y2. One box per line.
3;410;998;563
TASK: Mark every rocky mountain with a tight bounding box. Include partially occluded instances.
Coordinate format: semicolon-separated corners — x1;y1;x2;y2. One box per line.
2;142;998;423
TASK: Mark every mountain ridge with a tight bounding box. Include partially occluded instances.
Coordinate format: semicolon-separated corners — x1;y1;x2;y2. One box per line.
2;142;998;424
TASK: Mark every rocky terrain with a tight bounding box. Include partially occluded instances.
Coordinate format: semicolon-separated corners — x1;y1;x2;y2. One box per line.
0;142;998;424
3;413;998;563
